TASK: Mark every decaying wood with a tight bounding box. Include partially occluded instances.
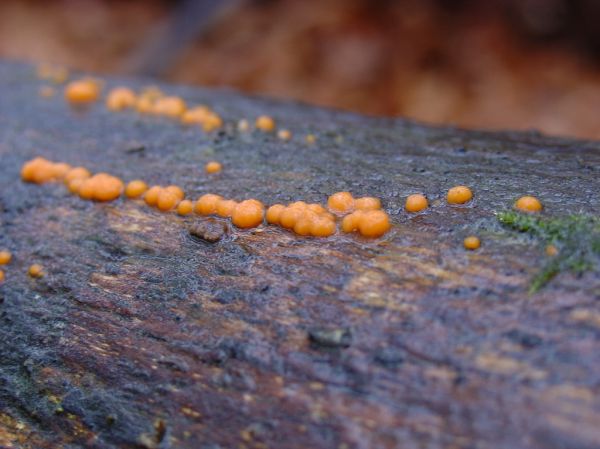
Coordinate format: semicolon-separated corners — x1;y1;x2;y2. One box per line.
0;61;599;449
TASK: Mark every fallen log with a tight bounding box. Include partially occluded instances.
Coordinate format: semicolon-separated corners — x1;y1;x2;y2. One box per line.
0;61;599;449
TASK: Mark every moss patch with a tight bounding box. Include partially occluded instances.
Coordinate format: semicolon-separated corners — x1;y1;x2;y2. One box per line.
497;211;600;293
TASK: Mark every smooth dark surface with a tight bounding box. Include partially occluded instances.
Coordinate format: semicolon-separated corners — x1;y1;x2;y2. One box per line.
0;61;599;449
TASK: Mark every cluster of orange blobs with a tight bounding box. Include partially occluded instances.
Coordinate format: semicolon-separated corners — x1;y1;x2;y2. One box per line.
50;64;315;147
21;157;73;184
109;85;226;133
65;81;301;139
266;202;337;237
65;78;302;141
315;192;390;238
9;68;545;273
263;193;392;238
21;155;547;246
402;185;474;214
142;189;267;229
0;250;44;283
76;173;124;202
403;185;542;214
63;80;225;133
401;186;545;250
19;157;395;238
21;157;124;202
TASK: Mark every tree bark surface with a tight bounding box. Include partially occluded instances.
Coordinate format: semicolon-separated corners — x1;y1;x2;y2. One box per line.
0;62;599;449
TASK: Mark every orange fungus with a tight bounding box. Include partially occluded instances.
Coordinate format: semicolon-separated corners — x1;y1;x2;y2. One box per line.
514;196;542;213
216;199;237;218
464;236;481;250
327;192;354;214
447;186;473;204
232;199;265;228
177;199;194;215
125;180;148;198
144;186;163;207
205;161;222;174
195;194;222;215
357;210;391;238
0;251;11;265
405;194;428;212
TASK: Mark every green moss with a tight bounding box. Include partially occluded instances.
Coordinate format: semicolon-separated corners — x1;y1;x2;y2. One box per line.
497;211;600;293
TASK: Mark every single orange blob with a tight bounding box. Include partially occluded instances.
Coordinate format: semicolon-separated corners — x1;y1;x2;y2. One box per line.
355;197;381;211
341;211;364;233
64;167;91;184
447;186;473;204
202;113;223;132
153;96;187;117
328;192;355;214
255;115;275;132
125;180;148;198
232;199;265;229
21;157;54;184
405;194;429;213
310;216;336;237
65;79;100;104
278;129;291;141
216;199;237;218
144;186;163;207
20;157;43;182
358;210;391;238
464;236;481;250
22;157;65;184
546;244;558;257
514;196;542;213
0;251;11;265
68;178;84;194
195;194;222;215
28;264;44;278
177;199;194;216
266;204;285;224
78;178;97;200
33;160;58;184
106;87;136;111
205;161;222;174
279;207;304;229
305;134;316;144
94;174;124;202
157;190;179;211
165;185;185;201
80;173;122;202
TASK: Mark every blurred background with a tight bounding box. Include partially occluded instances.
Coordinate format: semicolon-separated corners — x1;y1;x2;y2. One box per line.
1;0;599;139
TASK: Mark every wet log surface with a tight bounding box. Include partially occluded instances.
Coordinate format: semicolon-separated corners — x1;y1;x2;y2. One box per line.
0;61;599;449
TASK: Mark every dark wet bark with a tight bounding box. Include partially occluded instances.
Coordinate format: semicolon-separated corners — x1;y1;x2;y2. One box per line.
0;61;599;449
